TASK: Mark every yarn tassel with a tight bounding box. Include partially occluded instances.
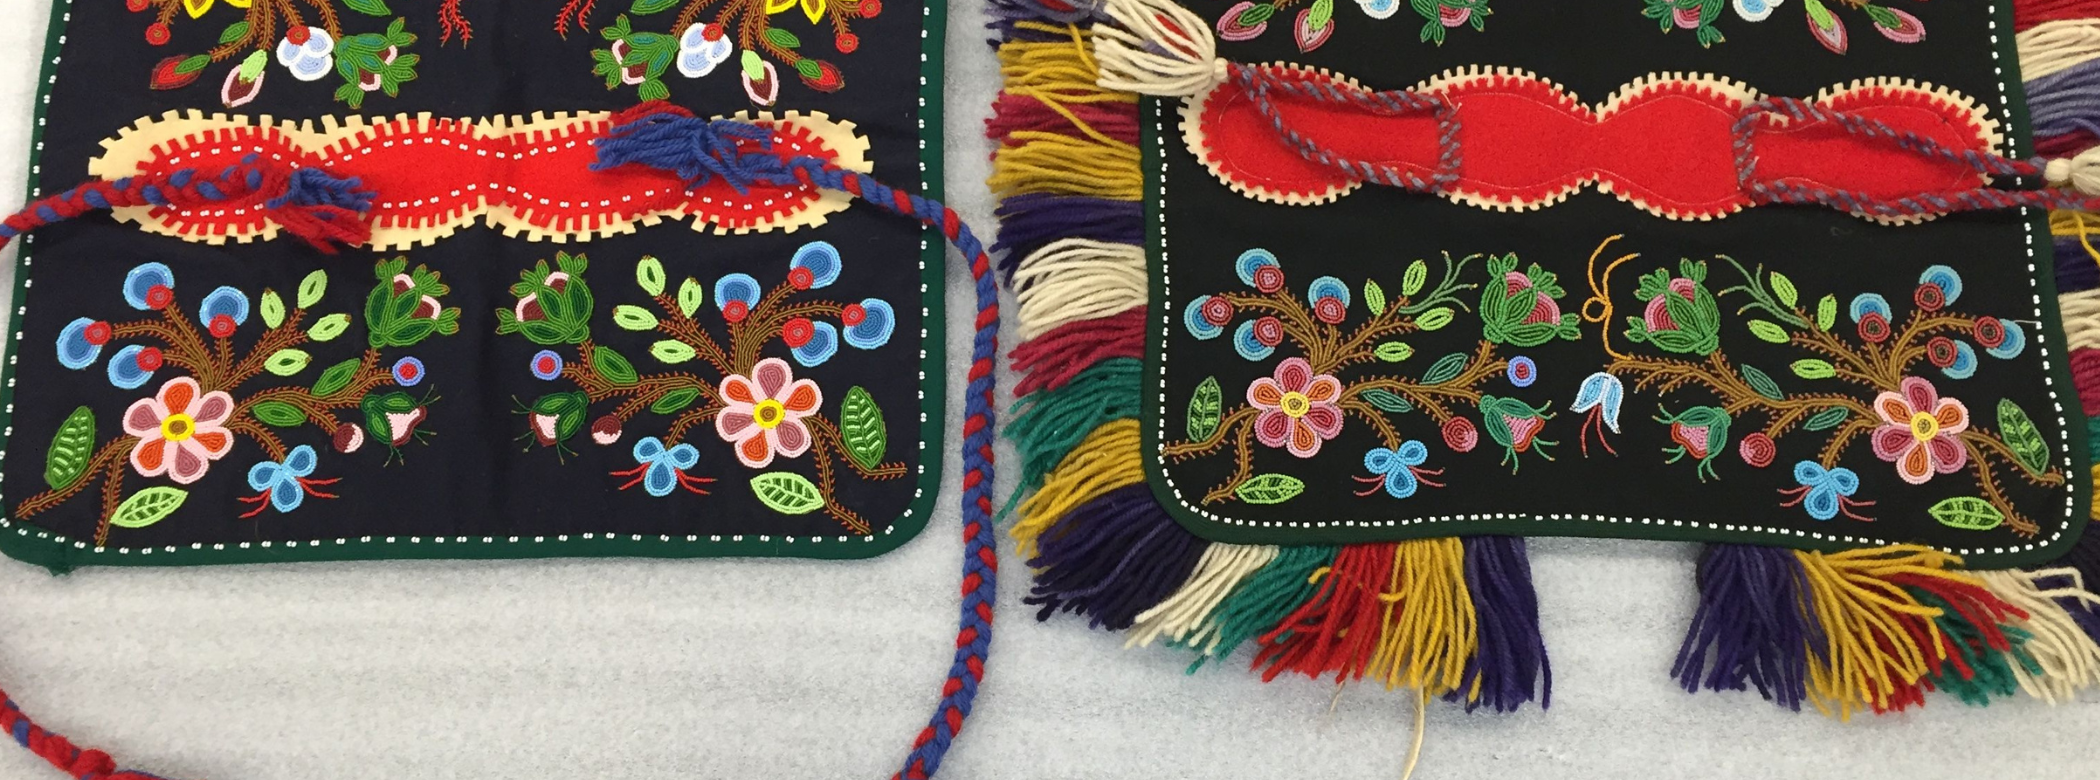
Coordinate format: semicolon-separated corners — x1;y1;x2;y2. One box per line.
1671;543;2100;716
1023;485;1210;630
1453;536;1552;712
1173;544;1338;669
1008;308;1147;397
1673;544;1817;711
1091;0;1223;97
1002;359;1141;511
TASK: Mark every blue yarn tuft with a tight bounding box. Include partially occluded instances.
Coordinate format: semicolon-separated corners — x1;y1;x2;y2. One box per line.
591;113;791;195
265;167;375;213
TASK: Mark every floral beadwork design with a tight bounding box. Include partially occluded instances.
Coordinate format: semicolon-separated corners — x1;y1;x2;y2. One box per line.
1216;0;1491;53
1167;249;1567;508
124;0;459;108
493;243;905;533
1582;235;2063;535
570;0;875;105
17;258;460;544
1641;0;1926;54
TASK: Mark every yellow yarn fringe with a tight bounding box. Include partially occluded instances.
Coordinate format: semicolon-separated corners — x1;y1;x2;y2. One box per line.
1010;420;1143;559
990;24;1143;201
990;133;1144;201
1368;538;1478;700
1796;545;1977;719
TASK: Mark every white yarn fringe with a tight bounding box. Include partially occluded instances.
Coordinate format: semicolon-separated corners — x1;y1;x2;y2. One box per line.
1010;238;1147;340
1093;0;1224;97
1125;544;1278;649
1978;569;2100;703
2057;288;2100;350
2021;19;2100;81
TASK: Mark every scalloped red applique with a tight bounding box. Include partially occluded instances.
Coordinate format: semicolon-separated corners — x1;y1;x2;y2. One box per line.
1184;64;1999;220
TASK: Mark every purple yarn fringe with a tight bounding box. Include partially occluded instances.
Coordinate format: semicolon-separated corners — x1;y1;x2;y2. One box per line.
1448;536;1552;713
2027;57;2100;143
994;194;1146;278
1024;485;1210;630
1672;544;1819;711
985;0;1101;39
2056;239;2099;293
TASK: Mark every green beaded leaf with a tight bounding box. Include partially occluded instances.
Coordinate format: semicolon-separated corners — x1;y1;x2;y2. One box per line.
840;386;888;471
109;487;188;529
1374;342;1414;362
260;290;285;328
677;277;704;318
43;406;94;490
307;313;351;342
1361;388;1414;413
1803;406;1850;431
250;400;307;427
1747;320;1790;344
344;0;392;15
635;256;666;296
265;349;312;377
1770;272;1798;308
220;21;251;44
1401;259;1427;296
297;270;327;309
1740;364;1784;400
649;387;700;415
629;0;679;13
1235;474;1304;505
1416;308;1454;332
1790;359;1835;380
1422;352;1468;385
649;340;696;364
312;358;361;397
1997;399;2051;477
1930;497;2004;531
1364;280;1387;316
593;346;639;385
613;305;660;331
765;27;801;49
1187;376;1222;441
751;472;824;514
1816;295;1837;331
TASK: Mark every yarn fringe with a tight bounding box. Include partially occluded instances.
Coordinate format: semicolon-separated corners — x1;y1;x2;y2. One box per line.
1675;542;2100;716
987;10;1546;713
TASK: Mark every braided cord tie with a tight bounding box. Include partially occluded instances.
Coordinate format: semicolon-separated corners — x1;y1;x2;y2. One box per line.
0;156;374;254
1729;96;2100;218
776;161;1000;780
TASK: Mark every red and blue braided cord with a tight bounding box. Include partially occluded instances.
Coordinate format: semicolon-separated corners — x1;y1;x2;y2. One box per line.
0;105;998;780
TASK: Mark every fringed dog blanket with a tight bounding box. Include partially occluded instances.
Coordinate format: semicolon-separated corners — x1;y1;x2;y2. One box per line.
0;2;996;779
990;0;2100;726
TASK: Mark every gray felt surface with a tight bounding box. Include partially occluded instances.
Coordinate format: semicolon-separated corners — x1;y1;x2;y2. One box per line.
0;1;2091;778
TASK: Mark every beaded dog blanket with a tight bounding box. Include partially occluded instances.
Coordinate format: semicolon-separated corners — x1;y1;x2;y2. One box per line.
992;0;2100;720
0;2;996;779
